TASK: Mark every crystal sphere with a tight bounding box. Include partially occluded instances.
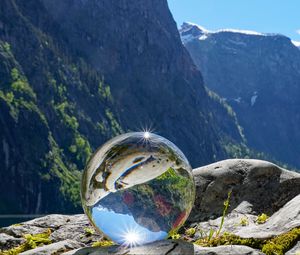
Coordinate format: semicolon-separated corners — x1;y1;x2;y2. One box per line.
81;132;195;246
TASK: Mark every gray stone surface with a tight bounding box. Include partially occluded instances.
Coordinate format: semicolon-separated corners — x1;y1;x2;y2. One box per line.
0;224;46;238
286;241;300;255
193;194;300;240
191;159;300;222
24;214;76;229
20;239;83;255
62;240;263;255
63;240;194;255
236;194;300;239
48;215;102;244
194;245;264;255
0;214;102;254
0;232;24;249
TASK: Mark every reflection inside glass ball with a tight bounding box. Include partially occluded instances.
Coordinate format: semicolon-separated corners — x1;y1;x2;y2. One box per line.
81;132;195;246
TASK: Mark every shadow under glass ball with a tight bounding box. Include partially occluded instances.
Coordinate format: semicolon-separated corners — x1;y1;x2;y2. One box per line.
81;132;195;246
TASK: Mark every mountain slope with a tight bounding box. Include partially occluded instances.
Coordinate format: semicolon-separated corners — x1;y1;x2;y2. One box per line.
38;0;245;163
0;0;123;214
180;22;300;168
0;1;243;215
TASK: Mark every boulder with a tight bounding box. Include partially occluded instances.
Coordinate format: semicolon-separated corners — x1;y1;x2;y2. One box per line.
190;159;300;222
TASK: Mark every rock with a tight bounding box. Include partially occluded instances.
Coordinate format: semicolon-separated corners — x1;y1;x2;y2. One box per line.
236;194;300;239
0;214;102;247
0;224;47;238
47;214;102;245
194;194;300;240
62;240;263;255
0;233;24;249
20;239;83;255
62;240;194;255
23;214;75;229
286;241;300;255
191;159;300;222
1;159;299;254
194;245;264;255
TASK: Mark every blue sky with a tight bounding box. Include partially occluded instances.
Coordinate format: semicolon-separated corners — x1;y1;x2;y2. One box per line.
167;0;300;42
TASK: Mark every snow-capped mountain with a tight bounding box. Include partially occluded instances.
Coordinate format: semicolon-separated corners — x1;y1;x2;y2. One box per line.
180;22;266;44
180;22;300;168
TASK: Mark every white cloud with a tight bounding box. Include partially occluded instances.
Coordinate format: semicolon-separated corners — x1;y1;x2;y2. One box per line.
296;29;300;35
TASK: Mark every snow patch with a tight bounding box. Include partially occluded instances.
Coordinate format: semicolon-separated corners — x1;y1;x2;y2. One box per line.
181;22;209;33
292;40;300;48
199;34;208;41
180;22;209;43
180;22;270;44
234;97;242;103
181;22;266;36
217;28;264;36
251;92;258;106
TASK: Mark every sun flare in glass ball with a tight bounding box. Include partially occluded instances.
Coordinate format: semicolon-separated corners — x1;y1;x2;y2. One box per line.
81;132;195;246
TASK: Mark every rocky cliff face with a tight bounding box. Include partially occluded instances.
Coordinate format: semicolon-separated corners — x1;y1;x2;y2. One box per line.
180;22;300;169
37;0;245;163
0;1;243;216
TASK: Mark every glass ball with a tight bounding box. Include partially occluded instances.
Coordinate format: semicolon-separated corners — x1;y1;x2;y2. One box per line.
81;132;195;246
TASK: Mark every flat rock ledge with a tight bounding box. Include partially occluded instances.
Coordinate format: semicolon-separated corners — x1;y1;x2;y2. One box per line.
62;241;264;255
1;159;299;255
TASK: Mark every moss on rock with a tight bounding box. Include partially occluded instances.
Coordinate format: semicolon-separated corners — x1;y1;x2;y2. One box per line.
1;229;52;255
92;240;114;247
261;227;300;255
194;227;300;254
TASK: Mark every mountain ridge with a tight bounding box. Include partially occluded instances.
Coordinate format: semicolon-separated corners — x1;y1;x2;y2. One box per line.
180;22;295;42
180;22;300;168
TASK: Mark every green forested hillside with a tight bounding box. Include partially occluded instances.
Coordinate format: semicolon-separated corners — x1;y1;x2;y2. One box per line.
0;39;122;213
0;0;245;215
